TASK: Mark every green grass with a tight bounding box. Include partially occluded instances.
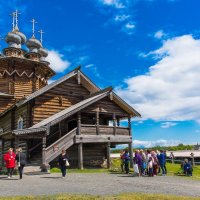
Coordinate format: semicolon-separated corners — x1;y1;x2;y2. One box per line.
1;193;200;200
50;159;200;180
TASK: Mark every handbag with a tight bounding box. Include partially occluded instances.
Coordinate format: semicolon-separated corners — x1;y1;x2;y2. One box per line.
133;164;139;173
18;152;21;167
65;160;70;167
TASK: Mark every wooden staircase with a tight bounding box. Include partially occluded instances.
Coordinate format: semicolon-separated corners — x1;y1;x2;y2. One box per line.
43;128;77;164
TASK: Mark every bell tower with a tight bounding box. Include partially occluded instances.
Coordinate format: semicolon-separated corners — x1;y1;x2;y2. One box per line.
0;10;55;99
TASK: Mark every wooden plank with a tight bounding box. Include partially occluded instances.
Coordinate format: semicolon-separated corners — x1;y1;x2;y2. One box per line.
75;135;132;143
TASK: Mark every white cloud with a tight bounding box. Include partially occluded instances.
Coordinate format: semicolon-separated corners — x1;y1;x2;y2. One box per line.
114;14;130;22
46;50;71;73
116;35;200;123
97;0;134;35
160;122;177;128
154;30;166;39
85;64;95;68
133;139;181;148
99;0;125;9
125;22;135;29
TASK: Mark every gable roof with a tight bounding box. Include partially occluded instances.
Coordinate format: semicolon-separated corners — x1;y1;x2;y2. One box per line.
0;66;100;117
16;66;100;107
31;88;112;128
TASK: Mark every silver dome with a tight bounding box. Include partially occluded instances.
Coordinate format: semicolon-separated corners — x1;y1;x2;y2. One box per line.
15;31;26;44
26;36;42;52
5;32;21;46
38;47;48;57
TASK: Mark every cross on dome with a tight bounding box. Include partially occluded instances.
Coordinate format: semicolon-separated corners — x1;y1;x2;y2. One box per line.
38;29;45;44
31;18;37;38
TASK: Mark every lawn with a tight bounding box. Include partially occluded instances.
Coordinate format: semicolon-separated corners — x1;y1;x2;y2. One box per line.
1;193;200;200
50;158;200;179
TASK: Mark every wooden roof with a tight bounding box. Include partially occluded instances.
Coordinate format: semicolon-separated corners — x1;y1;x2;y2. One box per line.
31;88;112;128
0;66;141;120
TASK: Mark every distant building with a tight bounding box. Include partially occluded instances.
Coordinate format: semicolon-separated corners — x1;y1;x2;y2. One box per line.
193;143;200;150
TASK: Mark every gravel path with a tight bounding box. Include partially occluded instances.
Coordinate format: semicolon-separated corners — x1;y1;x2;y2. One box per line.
0;173;200;197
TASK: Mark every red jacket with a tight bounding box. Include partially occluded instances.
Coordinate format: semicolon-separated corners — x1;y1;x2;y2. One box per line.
4;152;16;168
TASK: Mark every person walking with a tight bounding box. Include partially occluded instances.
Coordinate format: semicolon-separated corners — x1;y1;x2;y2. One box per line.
15;148;26;179
4;148;16;179
58;149;69;178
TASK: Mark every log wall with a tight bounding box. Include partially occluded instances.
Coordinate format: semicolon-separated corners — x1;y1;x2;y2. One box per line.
33;77;90;124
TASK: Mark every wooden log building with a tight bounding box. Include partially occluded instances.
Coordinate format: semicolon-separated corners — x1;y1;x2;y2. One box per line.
0;12;141;170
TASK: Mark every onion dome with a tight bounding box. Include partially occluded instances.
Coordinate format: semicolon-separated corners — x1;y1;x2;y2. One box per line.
26;36;42;53
38;47;48;61
5;31;21;48
14;30;26;44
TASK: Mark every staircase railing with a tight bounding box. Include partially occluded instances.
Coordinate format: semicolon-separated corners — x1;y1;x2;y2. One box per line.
43;128;77;164
28;130;60;154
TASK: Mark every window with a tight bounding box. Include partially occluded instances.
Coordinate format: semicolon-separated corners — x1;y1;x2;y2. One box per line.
18;116;23;129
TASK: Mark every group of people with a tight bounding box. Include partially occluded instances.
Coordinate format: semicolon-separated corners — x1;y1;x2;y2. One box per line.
3;148;70;179
3;148;26;179
120;149;167;177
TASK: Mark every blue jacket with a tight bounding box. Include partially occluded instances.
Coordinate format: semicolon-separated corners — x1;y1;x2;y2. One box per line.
158;153;166;165
123;153;130;164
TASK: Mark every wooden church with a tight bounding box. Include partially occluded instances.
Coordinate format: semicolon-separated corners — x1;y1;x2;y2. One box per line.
0;11;141;170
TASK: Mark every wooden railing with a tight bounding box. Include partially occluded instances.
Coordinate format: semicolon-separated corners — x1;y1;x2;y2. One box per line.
44;128;77;164
28;130;59;154
80;124;129;136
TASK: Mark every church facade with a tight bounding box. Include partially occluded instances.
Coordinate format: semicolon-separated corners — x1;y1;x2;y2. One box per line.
0;11;141;170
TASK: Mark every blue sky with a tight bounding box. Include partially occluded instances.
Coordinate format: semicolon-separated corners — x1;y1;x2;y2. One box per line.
1;0;200;147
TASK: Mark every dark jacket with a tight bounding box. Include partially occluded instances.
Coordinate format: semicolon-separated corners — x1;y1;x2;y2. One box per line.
16;152;26;165
122;153;130;164
157;153;166;165
58;153;68;167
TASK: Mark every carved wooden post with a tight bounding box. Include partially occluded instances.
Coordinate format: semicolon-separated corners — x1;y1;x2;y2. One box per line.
128;115;131;136
96;111;99;135
107;142;111;169
113;113;116;135
59;122;62;138
77;112;81;135
78;142;83;170
129;142;133;168
15;135;19;151
42;136;47;167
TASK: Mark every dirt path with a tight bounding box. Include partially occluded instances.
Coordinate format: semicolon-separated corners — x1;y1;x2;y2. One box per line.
0;173;200;197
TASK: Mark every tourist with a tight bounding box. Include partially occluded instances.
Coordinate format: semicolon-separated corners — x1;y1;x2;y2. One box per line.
4;148;16;178
140;149;147;175
120;150;125;172
58;149;69;178
151;151;159;176
15;148;26;179
163;150;167;174
123;149;130;174
134;150;143;176
183;159;193;176
146;150;152;175
148;157;153;177
157;150;166;175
